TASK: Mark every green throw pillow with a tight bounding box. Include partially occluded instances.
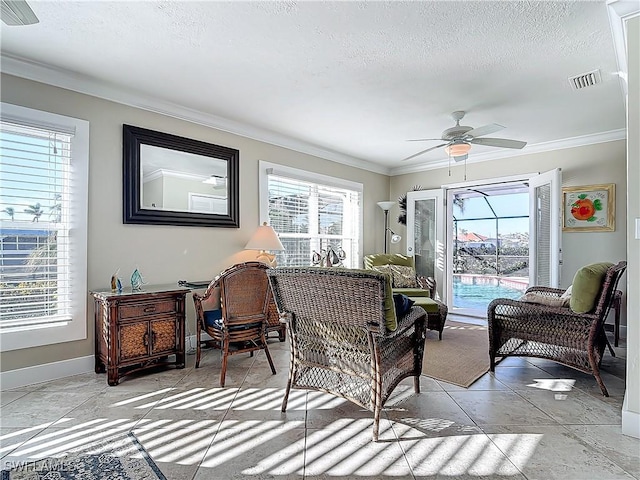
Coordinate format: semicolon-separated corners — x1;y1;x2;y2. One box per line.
382;272;397;331
569;262;613;313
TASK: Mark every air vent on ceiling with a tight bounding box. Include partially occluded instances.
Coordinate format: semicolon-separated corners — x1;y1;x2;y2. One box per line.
568;69;602;90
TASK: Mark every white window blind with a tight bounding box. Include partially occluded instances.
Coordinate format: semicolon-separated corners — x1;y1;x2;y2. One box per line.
0;103;88;351
266;169;361;268
1;122;72;327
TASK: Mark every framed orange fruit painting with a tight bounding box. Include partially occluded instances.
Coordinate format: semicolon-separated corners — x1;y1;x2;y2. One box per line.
562;183;615;232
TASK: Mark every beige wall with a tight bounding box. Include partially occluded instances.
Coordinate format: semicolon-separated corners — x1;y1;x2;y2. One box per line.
390;141;628;319
624;15;639;433
0;73;390;372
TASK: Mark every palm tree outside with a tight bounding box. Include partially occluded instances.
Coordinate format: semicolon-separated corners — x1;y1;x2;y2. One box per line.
2;207;15;221
24;203;43;222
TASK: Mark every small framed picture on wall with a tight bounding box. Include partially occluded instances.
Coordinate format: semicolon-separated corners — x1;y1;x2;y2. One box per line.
562;183;615;232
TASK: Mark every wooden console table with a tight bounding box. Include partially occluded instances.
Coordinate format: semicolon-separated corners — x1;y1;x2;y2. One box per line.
91;284;189;386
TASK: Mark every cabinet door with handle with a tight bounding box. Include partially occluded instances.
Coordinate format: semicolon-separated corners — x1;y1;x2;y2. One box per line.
150;318;178;355
119;321;150;361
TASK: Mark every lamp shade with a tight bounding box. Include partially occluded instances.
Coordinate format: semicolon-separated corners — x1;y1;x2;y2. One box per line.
377;201;395;212
245;222;284;251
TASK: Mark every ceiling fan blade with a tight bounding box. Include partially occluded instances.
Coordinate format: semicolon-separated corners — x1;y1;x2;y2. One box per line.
1;0;39;25
465;123;505;138
406;138;444;142
453;154;468;162
401;143;449;161
470;137;527;149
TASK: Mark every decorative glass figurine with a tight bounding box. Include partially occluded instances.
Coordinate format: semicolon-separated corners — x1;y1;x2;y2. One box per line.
131;268;146;291
110;269;123;293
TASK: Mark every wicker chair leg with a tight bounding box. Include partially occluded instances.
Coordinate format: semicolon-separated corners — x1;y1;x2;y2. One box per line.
195;330;202;369
593;369;609;397
220;341;229;387
414;375;420;393
281;378;292;412
372;406;381;442
588;349;609;396
263;343;277;375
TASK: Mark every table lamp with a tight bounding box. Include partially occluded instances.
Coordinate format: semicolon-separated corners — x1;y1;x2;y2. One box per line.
245;222;285;267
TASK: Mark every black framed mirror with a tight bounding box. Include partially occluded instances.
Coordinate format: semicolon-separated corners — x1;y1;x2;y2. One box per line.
123;125;239;227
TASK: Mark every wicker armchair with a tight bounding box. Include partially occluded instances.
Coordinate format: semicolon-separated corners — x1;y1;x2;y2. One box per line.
488;261;627;396
267;267;427;442
193;262;276;387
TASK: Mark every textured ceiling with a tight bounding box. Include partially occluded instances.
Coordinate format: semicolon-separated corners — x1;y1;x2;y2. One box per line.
0;1;628;174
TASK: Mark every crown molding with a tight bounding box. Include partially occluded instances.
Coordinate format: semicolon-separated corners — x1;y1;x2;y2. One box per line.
1;54;626;179
389;129;627;176
1;53;390;176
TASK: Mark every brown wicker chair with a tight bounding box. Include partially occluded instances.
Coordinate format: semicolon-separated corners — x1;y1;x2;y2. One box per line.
487;261;627;396
193;261;276;387
267;267;427;442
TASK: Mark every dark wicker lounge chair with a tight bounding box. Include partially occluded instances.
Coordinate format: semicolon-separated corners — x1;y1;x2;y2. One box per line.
487;261;627;396
267;267;427;441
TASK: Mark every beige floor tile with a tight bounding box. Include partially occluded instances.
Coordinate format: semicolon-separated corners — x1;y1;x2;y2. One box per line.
55;388;169;425
133;425;217;478
386;391;481;439
1;426;49;461
304;426;411;477
0;390;30;407
399;430;527;478
516;387;622;425
435;372;511;392
490;365;556;390
482;424;636;480
195;423;306;479
29;372;109;394
0;391;95;428
448;390;556;426
565;424;640;478
2;420;140;464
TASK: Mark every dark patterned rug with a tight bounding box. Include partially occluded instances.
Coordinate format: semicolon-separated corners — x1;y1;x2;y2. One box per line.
1;432;166;480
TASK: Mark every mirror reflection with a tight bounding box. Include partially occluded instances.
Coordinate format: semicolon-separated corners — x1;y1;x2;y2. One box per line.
140;145;228;214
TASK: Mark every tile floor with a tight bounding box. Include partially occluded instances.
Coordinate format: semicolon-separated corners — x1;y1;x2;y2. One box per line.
1;321;638;480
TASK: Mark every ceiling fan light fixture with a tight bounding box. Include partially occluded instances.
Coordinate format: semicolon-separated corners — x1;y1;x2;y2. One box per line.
445;142;471;157
1;0;39;26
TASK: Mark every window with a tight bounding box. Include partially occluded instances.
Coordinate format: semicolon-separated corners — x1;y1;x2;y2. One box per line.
0;103;89;352
259;161;362;268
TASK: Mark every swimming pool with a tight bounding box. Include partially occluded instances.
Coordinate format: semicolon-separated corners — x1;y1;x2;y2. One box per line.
453;276;526;311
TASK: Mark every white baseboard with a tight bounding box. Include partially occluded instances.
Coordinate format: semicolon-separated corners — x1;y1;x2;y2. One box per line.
0;355;94;391
622;409;639;438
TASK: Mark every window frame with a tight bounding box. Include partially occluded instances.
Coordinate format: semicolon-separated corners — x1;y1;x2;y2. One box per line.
258;161;363;268
0;103;89;352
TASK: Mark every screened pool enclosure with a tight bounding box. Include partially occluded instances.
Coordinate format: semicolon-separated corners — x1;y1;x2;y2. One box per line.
451;184;530;315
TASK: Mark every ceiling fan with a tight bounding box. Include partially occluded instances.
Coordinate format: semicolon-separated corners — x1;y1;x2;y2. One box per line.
402;111;527;162
1;0;39;26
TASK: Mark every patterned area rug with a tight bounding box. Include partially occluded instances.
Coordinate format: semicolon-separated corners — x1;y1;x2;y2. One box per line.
1;432;166;480
422;321;490;388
